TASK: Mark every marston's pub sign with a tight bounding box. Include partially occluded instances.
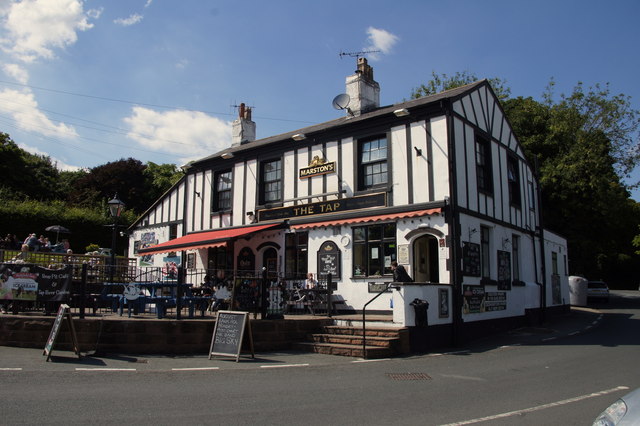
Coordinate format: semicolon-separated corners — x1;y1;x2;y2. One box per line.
299;156;336;179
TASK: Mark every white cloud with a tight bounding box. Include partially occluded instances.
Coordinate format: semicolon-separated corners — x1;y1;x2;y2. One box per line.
364;27;399;60
0;88;78;138
123;107;231;162
114;13;143;27
17;142;80;171
144;0;153;8
2;63;29;84
0;0;96;63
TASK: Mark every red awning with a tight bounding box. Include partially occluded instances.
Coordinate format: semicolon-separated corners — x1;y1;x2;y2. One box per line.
137;223;281;256
290;208;441;230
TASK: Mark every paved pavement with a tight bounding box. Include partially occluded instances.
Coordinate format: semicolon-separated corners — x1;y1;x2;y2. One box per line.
0;306;603;372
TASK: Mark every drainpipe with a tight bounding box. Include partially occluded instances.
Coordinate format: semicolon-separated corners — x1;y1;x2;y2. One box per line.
444;101;463;347
534;156;547;324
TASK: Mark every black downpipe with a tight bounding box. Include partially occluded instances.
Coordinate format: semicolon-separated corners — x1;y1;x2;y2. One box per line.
444;102;463;347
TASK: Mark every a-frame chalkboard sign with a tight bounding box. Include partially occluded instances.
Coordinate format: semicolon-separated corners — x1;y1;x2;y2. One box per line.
208;311;255;362
43;304;80;361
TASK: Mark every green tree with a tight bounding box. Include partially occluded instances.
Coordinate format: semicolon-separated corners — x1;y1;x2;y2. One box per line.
143;162;183;202
411;71;511;102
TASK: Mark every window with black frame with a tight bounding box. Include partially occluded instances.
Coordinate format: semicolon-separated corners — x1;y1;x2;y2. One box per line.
475;135;493;195
213;170;232;212
353;223;396;277
260;159;282;204
358;135;388;191
285;231;308;278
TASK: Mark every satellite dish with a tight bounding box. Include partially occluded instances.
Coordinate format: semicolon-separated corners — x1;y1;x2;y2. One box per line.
332;93;351;110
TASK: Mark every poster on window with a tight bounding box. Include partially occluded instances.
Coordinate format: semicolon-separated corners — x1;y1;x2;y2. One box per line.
497;250;511;290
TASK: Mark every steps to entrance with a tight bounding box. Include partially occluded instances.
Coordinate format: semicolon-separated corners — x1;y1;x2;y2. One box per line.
293;323;410;359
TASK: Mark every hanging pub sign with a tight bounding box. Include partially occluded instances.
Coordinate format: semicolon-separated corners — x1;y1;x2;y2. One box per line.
258;192;386;221
317;241;341;279
299;156;336;179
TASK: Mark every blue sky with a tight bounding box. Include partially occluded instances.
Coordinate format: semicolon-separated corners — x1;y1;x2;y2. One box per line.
1;0;639;199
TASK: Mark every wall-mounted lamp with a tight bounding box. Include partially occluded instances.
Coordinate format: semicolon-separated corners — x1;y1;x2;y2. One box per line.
246;211;257;224
194;191;201;199
394;108;410;117
502;237;511;249
414;146;422;157
468;227;478;241
292;133;306;141
221;152;234;159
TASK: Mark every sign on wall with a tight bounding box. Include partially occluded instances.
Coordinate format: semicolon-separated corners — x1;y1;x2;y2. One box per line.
463;284;485;314
462;242;481;277
485;292;507;311
258;192;386;221
317;241;341;279
299;156;336;179
497;250;511;290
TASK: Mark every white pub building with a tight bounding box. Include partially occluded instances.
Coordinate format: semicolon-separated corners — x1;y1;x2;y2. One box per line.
131;58;569;345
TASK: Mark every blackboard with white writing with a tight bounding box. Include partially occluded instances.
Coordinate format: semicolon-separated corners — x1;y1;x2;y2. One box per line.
209;311;254;362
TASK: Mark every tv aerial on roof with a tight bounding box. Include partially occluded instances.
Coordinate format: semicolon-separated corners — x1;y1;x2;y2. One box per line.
332;93;354;117
338;49;380;59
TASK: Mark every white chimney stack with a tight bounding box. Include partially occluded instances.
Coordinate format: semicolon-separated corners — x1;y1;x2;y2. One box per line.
345;57;380;116
231;103;256;146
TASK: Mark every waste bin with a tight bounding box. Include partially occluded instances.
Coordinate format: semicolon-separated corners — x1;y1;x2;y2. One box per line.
410;298;429;327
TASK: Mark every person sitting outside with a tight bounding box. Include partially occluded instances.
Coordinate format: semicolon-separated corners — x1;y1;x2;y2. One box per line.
391;261;413;283
305;272;318;289
10;244;30;263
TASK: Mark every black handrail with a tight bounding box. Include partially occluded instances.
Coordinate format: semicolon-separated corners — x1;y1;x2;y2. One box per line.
362;282;400;359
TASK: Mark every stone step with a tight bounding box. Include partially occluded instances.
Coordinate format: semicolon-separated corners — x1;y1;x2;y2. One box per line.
293;341;393;359
332;319;398;329
322;325;407;338
309;333;398;348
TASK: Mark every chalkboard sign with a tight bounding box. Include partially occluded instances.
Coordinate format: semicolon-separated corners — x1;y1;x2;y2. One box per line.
497;250;511;290
208;311;254;362
317;241;341;279
43;304;79;361
463;242;481;277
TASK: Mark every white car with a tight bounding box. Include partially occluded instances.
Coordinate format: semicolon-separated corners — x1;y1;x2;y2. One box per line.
587;280;610;303
594;387;640;425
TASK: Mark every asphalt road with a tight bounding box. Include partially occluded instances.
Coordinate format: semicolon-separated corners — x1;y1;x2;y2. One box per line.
1;290;638;425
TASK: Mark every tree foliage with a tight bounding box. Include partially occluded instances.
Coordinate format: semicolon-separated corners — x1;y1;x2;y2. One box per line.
0;135;183;253
411;71;511;102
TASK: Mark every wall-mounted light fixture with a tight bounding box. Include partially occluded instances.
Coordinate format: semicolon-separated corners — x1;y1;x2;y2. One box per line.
394;108;410;117
502;237;511;249
246;211;257;224
221;152;234;159
292;133;306;141
414;146;422;157
468;227;478;241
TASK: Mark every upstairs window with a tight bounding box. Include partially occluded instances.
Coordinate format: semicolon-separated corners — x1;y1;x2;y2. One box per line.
475;135;493;195
358;136;388;190
507;155;521;208
260;159;282;204
213;170;232;212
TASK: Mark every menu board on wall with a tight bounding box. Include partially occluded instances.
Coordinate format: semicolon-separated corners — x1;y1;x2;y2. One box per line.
497;250;512;290
463;285;485;314
317;241;340;279
463;242;481;277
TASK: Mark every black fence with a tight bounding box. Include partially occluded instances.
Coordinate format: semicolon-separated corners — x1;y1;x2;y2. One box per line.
0;256;338;319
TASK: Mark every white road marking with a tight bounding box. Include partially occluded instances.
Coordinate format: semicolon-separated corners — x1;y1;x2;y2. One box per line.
439;386;630;425
352;358;391;363
171;367;220;371
260;363;309;368
440;374;486;382
75;368;136;371
0;368;22;371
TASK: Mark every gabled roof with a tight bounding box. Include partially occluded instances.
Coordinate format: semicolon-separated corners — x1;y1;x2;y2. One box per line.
192;80;489;166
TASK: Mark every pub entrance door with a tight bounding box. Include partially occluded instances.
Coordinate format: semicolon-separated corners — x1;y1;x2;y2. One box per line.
413;235;439;283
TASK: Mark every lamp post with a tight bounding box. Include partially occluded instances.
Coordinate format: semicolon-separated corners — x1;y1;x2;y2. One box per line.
108;194;125;283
